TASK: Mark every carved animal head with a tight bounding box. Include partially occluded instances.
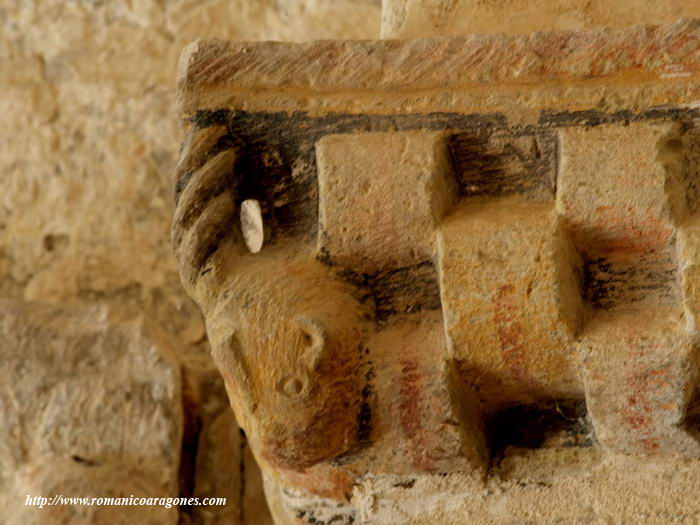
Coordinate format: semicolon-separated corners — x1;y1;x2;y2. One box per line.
171;123;366;471
205;255;364;471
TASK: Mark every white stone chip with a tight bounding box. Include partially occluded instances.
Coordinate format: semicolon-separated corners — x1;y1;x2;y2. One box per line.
240;199;264;254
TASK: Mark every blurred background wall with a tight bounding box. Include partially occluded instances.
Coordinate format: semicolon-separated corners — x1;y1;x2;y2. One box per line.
382;0;700;38
0;2;380;523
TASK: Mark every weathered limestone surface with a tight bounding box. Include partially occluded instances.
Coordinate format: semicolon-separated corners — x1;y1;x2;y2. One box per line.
6;0;700;522
438;198;582;407
558;122;686;311
12;460;178;525
381;0;700;38
201;253;367;474
177;19;700;119
316;132;456;272
579;310;699;456
0;300;182;524
351;456;700;524
558;123;685;253
0;0;379;309
361;314;487;475
175;19;700;524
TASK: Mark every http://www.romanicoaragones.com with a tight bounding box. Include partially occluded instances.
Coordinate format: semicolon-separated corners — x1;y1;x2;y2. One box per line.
25;494;227;509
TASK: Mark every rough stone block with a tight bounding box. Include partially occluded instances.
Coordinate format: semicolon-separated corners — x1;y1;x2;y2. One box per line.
316;131;457;272
11;459;177;525
558;122;689;311
363;314;487;475
0;300;183;494
380;0;700;38
557;122;684;254
177;21;700;117
579;310;700;455
437;197;582;407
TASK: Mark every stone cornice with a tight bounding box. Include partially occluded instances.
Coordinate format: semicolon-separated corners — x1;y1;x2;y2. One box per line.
178;19;700;118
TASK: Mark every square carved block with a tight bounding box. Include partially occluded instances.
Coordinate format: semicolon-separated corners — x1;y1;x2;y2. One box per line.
437;196;583;408
363;314;487;475
579;310;700;456
558;122;691;311
316;132;456;272
557;122;686;253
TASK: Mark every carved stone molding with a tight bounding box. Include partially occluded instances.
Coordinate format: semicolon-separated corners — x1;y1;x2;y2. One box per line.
173;20;700;524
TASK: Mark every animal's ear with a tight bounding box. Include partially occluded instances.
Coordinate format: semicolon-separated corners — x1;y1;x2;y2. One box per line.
295;317;327;369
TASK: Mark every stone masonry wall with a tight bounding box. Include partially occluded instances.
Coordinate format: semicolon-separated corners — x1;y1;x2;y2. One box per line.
382;0;700;37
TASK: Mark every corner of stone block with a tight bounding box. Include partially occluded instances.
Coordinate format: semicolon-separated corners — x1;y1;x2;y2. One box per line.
553;215;585;338
176;39;202;89
175;38;218;118
657;121;693;226
429;133;460;222
443;359;490;474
